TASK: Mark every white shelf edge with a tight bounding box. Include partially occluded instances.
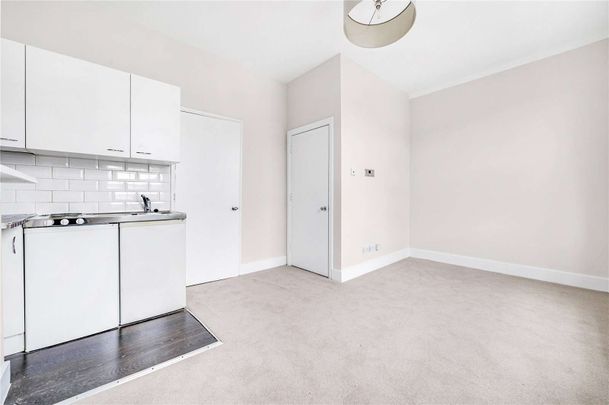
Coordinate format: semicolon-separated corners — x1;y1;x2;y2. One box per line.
0;164;38;184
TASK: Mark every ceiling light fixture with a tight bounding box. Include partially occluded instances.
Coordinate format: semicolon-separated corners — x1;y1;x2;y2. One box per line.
344;0;416;48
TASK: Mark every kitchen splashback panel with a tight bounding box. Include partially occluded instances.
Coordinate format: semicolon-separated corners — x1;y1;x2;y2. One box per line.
0;152;172;215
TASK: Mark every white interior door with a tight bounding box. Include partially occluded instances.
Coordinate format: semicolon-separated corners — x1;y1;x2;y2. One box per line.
289;125;330;277
176;111;241;285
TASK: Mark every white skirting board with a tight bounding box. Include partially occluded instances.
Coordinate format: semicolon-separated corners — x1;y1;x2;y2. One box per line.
240;256;287;275
0;361;10;405
333;248;411;283
410;248;609;293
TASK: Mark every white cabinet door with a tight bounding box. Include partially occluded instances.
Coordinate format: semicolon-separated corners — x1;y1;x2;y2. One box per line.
120;220;186;324
176;112;241;285
1;39;25;149
131;75;181;162
1;226;25;355
25;225;120;351
26;46;130;158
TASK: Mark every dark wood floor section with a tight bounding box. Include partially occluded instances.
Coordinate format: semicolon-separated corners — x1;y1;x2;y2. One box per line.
5;310;217;405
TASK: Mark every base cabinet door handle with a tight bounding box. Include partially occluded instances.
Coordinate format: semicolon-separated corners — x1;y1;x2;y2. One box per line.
1;138;19;142
12;236;16;254
231;207;239;211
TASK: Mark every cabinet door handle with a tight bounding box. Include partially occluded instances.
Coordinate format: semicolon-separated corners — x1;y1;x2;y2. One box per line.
136;151;152;155
12;236;16;254
231;207;239;211
107;148;124;153
1;137;19;142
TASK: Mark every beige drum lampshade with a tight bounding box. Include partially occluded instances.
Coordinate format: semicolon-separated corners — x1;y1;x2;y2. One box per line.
344;0;416;48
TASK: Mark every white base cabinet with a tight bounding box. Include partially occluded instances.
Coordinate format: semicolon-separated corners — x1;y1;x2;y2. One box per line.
2;226;25;355
119;220;186;324
24;225;120;351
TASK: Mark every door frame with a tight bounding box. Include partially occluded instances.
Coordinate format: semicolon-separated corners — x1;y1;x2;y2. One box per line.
177;106;244;278
286;117;335;280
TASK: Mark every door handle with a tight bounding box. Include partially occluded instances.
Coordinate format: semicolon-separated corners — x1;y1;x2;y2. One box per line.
136;151;152;155
231;207;239;211
107;148;125;153
1;138;19;142
320;206;327;211
12;236;16;254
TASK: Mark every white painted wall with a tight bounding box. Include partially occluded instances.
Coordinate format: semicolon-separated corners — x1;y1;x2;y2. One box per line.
410;39;608;278
340;57;410;270
287;56;410;272
287;55;342;269
2;1;287;264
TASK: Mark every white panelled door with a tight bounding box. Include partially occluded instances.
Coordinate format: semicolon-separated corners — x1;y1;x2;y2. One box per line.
289;125;330;277
176;111;241;285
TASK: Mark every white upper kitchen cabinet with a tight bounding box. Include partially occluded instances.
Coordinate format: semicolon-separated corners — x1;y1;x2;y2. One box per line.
131;74;181;162
25;46;131;158
1;39;26;149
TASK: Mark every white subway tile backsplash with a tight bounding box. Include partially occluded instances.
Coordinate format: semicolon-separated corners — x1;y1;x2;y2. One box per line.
0;190;16;203
1;151;35;165
151;201;170;211
53;191;84;203
37;179;69;191
114;171;137;181
125;202;143;212
149;182;170;192
69;180;98;191
99;181;125;191
84;170;112;181
69;202;99;213
85;192;113;202
0;202;35;214
114;192;138;202
53;167;84;180
137;172;158;181
99;160;125;171
35;203;69;214
126;162;148;172
36;156;68;167
3;152;171;214
16;190;52;203
99;202;125;213
126;182;148;192
1;182;36;191
149;164;170;174
141;192;159;201
17;165;52;178
69;157;98;169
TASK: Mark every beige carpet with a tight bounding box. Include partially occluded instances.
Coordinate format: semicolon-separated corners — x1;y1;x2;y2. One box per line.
82;258;608;404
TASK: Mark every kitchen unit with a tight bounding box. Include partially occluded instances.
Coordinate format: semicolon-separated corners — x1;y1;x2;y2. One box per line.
1;39;181;163
1;219;27;355
25;224;120;351
26;46;131;159
1;39;25;149
120;220;186;324
16;212;187;352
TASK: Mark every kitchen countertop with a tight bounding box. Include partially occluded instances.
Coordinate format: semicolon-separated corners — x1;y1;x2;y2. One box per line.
1;214;36;230
24;211;186;228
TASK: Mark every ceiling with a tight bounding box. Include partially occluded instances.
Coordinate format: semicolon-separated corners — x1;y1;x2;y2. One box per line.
78;1;608;96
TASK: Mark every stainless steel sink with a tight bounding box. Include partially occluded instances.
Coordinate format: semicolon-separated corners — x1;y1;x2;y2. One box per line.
24;211;186;228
